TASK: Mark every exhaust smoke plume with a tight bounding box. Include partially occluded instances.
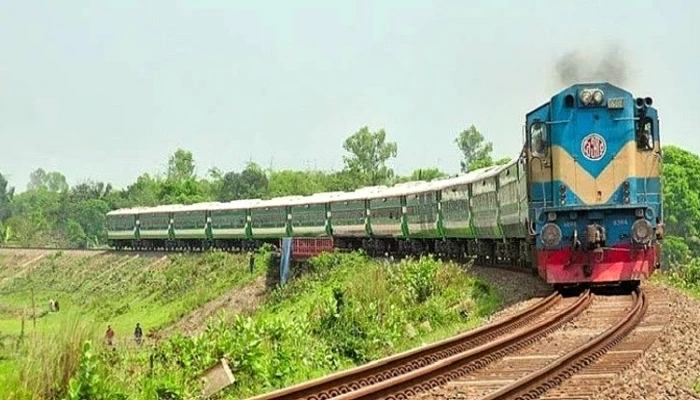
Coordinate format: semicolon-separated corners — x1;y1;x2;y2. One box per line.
554;45;629;86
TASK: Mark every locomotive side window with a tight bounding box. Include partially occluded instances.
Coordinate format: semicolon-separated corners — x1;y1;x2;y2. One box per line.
636;117;654;151
564;94;574;108
530;122;549;158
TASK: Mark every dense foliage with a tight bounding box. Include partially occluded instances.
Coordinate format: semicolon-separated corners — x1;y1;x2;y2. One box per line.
657;146;700;292
0;126;504;249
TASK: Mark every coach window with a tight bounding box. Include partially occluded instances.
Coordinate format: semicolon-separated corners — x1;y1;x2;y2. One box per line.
530;122;549;158
637;118;654;151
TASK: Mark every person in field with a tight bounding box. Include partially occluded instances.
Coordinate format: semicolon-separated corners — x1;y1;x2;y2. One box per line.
105;325;115;346
134;323;143;345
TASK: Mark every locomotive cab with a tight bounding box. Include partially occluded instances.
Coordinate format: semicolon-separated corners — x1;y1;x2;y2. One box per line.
526;82;662;286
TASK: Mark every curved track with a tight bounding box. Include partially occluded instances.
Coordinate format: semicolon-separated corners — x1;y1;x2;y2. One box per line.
248;288;655;400
478;288;647;399
248;290;591;400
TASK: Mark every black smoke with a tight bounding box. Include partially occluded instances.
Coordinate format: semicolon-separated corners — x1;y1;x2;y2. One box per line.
554;45;628;86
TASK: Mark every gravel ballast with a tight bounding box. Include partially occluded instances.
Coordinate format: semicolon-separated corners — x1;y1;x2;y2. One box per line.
589;282;700;400
467;264;553;319
459;267;699;399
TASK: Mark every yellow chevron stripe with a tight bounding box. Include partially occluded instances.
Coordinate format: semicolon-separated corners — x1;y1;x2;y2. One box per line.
529;141;661;204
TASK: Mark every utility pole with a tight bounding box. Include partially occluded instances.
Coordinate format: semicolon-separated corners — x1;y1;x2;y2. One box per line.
27;262;36;332
31;286;36;331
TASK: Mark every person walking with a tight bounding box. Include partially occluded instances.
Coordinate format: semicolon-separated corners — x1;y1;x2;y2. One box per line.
105;325;115;346
134;323;143;345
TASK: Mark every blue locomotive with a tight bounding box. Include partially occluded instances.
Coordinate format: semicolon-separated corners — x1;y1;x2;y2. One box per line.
527;82;662;285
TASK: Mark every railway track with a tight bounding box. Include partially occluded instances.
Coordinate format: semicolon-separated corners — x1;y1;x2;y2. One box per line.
471;289;647;400
248;288;654;400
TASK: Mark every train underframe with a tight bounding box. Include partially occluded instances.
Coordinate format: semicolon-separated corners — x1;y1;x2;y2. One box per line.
107;235;658;287
108;235;533;268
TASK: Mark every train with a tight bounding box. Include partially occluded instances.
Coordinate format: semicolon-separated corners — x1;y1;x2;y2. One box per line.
106;82;663;288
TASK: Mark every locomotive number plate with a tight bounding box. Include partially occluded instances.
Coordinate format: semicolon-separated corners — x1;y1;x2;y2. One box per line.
607;97;624;109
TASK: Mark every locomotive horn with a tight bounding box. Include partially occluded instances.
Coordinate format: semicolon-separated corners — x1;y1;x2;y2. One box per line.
644;97;653;106
635;97;645;109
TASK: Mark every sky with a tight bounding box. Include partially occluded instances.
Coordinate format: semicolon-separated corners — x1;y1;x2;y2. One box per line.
1;0;698;192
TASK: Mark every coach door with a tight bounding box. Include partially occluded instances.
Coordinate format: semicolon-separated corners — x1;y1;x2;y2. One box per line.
526;103;553;213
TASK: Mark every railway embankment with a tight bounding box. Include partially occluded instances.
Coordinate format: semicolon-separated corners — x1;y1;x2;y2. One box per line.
0;247;272;399
0;248;532;400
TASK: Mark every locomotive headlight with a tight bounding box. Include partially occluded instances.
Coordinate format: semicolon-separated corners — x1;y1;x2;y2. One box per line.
547;212;557;221
592;89;604;105
541;223;562;248
631;219;654;244
580;89;593;105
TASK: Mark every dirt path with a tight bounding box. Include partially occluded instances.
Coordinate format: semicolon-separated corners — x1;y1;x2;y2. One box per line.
157;275;269;338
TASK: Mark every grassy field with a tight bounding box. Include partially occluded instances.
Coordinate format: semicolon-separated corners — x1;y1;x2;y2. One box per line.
0;249;502;400
0;248;270;400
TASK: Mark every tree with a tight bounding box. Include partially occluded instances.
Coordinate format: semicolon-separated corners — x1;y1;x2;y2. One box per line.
395;168;448;183
661;146;700;242
215;162;269;201
455;125;494;172
342;126;398;186
167;148;196;181
69;199;110;246
495;157;512;166
119;173;163;207
46;172;69;192
159;179;209;205
7;189;65;246
70;181;112;203
268;170;327;197
0;172;14;221
27;168;47;191
323;171;358;192
27;168;68;192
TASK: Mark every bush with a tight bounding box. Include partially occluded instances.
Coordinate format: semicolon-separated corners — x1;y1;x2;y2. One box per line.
662;236;690;270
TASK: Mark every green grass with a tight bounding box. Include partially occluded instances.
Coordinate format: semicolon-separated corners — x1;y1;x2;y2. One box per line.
0;249;502;400
0;248;270;400
86;251;501;399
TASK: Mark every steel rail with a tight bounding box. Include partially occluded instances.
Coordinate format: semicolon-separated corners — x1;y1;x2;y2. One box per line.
480;288;647;400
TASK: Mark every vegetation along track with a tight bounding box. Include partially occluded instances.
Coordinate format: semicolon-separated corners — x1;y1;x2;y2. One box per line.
247;290;591;400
